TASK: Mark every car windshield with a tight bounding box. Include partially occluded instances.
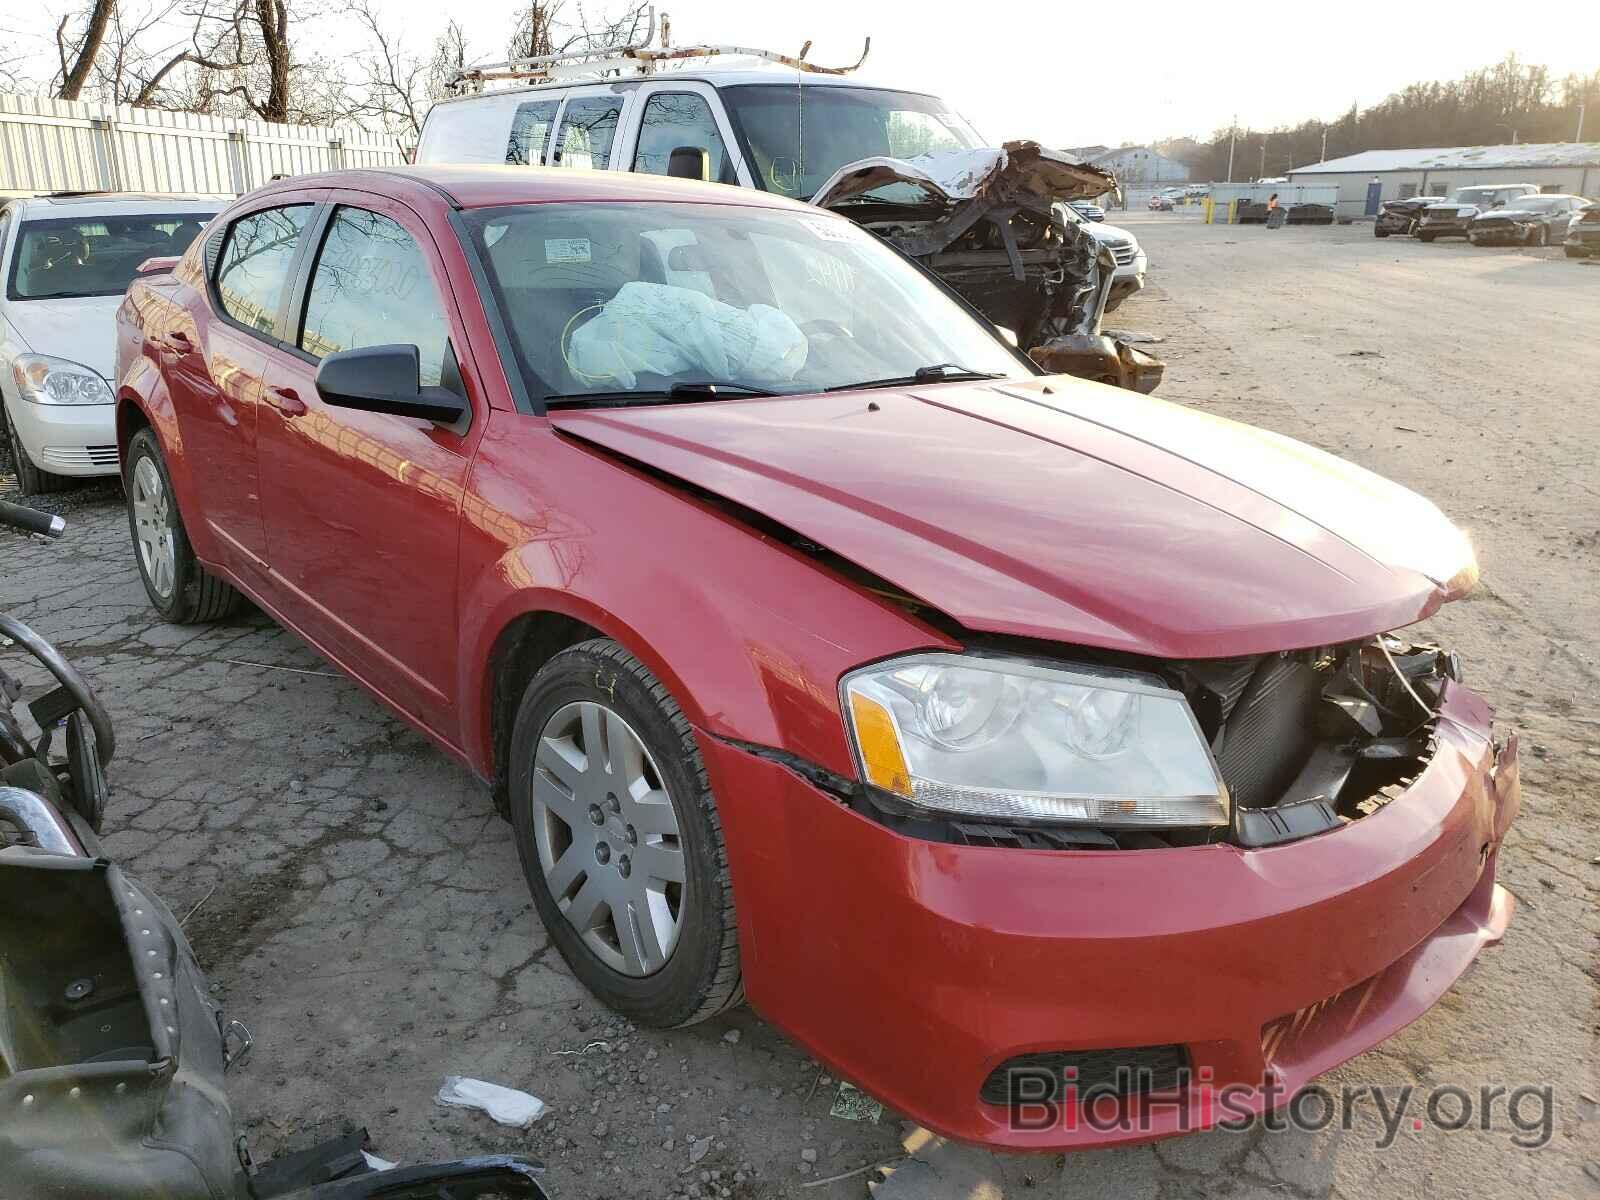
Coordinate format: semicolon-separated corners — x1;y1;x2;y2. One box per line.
719;85;984;202
463;201;1029;404
7;211;215;300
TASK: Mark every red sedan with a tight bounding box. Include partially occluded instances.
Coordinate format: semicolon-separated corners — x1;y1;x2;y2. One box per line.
113;166;1517;1150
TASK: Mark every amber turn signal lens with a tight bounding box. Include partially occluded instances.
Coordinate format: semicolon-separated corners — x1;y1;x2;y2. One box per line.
848;691;913;798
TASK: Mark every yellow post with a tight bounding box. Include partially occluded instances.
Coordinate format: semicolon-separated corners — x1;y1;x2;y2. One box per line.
1204;196;1214;224
1228;199;1239;225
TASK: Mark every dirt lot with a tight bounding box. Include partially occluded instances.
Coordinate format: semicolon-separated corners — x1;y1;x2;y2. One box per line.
1;216;1595;1199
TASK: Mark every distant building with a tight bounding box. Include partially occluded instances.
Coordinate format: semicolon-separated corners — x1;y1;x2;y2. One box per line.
1085;146;1191;186
1286;142;1600;219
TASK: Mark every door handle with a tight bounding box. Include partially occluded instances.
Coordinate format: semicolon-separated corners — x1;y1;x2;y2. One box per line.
157;330;193;355
266;385;307;417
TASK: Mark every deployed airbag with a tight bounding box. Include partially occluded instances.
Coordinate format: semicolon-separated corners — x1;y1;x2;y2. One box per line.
567;282;808;389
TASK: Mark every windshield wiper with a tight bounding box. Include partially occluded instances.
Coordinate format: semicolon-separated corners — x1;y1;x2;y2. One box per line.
823;364;1007;393
544;382;780;409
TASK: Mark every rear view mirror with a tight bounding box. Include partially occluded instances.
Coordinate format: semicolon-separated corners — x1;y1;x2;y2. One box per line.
314;344;469;425
668;146;709;181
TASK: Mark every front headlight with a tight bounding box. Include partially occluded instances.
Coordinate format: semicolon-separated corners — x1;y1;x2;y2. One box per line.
841;654;1229;827
11;354;113;406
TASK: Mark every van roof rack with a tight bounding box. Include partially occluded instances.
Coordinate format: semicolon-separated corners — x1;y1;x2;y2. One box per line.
452;7;870;90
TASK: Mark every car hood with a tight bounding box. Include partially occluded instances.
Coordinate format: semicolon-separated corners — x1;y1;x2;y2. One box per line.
1473;208;1537;221
1083;221;1137;246
1;295;121;379
550;379;1477;659
811;141;1114;210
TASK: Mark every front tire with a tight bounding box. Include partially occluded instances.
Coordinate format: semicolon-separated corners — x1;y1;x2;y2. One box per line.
509;639;741;1028
3;402;71;496
124;428;241;623
1418;231;1436;243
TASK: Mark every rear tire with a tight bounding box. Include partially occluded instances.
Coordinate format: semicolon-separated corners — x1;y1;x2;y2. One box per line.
124;427;241;624
1374;227;1389;238
3;402;71;496
508;639;742;1028
1418;232;1436;243
1566;246;1588;258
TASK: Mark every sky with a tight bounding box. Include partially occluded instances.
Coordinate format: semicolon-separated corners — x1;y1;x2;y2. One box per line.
14;0;1600;150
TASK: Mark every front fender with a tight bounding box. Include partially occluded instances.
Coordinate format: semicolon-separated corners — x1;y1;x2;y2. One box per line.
455;418;955;783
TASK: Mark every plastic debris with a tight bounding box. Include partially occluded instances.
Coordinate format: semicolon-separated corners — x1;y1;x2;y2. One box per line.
361;1151;397;1172
435;1076;547;1129
829;1081;883;1123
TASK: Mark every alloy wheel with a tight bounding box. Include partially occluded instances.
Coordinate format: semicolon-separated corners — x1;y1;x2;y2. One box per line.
131;456;176;598
531;700;687;976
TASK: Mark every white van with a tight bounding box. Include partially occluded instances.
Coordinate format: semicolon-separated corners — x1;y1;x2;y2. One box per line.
415;68;1149;316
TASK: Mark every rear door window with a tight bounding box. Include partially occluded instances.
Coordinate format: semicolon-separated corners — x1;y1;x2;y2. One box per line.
554;96;623;169
297;206;451;388
508;99;561;166
214;205;314;336
632;92;737;184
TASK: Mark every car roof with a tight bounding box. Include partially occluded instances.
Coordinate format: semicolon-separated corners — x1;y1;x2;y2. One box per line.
241;164;819;214
9;193;224;216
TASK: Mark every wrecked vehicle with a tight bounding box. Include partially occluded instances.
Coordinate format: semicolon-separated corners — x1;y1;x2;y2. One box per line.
1373;195;1444;237
1467;193;1588;247
416;25;1158;392
1417;183;1539;241
115;162;1518;1151
1566;201;1600;257
0;498;552;1199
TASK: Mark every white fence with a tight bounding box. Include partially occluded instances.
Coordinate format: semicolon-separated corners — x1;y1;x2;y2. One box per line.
0;93;407;199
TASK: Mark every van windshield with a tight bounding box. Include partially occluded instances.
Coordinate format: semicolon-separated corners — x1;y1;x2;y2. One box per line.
462;200;1027;403
719;85;984;201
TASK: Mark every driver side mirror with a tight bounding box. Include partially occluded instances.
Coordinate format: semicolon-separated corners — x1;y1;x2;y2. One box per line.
314;344;469;426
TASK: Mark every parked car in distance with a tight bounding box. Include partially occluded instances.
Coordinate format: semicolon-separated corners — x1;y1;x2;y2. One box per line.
1565;201;1600;257
1148;193;1173;211
1417;184;1538;242
1468;194;1587;247
1057;200;1147;311
1068;200;1105;222
1373;196;1444;238
1;193;218;493
115;164;1517;1152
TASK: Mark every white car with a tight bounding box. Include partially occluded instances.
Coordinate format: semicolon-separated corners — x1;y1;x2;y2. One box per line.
1;193;219;494
1058;201;1149;311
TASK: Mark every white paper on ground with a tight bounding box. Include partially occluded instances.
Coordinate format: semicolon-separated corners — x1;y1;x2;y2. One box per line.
361;1151;398;1172
435;1075;548;1129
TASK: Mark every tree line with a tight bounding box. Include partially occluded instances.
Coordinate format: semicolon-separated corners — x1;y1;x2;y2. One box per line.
1156;56;1599;182
1;0;649;137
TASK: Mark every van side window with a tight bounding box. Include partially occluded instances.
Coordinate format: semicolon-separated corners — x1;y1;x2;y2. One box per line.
508;99;561;166
633;93;736;184
554;96;622;169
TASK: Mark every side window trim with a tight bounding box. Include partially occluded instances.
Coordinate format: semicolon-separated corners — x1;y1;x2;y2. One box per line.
279;202;338;362
207;197;322;346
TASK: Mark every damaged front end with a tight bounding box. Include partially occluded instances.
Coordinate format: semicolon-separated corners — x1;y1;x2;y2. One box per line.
811;141;1162;394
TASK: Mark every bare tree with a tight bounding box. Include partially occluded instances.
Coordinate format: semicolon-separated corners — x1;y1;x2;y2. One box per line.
506;1;648;62
55;0;117;100
342;0;424;133
426;19;467;100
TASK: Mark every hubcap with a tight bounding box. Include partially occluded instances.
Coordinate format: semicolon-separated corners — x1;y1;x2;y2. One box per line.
130;457;176;599
531;701;686;976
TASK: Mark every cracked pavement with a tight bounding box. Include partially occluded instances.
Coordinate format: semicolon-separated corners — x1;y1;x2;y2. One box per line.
1;218;1596;1199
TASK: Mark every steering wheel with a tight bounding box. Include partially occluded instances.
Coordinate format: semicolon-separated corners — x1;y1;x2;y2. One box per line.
800;318;854;341
0;615;115;768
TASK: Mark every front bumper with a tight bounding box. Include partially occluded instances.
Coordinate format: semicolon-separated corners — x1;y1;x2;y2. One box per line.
4;396;119;477
1469;223;1531;245
1420;219;1470;238
703;680;1518;1150
1374;213;1416;234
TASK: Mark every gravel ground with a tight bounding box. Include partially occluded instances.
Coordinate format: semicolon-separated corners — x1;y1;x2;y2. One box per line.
1;216;1595;1199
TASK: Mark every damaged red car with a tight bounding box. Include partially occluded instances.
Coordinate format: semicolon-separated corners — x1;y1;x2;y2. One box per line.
113;165;1519;1151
